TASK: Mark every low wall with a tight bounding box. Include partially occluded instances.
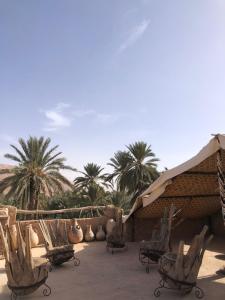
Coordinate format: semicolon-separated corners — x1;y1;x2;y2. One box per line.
0;204;121;248
19;216;108;245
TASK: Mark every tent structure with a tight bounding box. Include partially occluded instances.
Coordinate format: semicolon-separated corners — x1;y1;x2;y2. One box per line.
125;134;225;241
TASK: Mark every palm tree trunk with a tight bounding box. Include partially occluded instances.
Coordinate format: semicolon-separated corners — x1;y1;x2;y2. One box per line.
28;178;36;210
34;191;39;211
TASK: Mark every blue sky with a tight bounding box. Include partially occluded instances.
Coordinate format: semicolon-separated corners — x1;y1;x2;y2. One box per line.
1;0;225;179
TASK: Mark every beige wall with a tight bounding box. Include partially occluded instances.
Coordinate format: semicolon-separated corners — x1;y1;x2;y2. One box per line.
19;216;108;245
0;205;125;249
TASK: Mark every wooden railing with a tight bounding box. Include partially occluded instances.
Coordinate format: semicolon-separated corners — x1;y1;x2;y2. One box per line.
17;205;106;215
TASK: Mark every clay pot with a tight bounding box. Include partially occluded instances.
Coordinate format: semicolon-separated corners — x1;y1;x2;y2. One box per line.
9;224;18;251
96;225;106;241
85;225;95;242
106;219;116;237
68;219;83;244
29;225;39;248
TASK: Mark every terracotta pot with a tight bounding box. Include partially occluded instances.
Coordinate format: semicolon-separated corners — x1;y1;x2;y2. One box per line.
68;219;83;244
9;224;18;251
85;225;95;242
106;219;116;237
29;225;39;248
96;225;106;241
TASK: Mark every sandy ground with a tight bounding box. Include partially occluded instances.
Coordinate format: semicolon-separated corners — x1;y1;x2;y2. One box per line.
0;239;225;300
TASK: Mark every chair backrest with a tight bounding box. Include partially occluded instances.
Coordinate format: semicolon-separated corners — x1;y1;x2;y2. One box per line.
107;207;124;245
0;222;37;287
39;219;69;250
151;204;176;252
184;225;213;282
161;225;213;284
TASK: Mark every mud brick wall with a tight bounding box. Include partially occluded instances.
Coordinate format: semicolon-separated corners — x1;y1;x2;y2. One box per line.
19;216;108;245
0;205;122;249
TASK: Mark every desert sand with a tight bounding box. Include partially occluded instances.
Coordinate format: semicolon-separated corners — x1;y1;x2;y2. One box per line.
0;239;224;300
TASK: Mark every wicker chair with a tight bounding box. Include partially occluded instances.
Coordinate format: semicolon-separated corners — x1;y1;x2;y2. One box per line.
39;219;80;267
139;205;176;273
154;225;213;298
0;222;51;300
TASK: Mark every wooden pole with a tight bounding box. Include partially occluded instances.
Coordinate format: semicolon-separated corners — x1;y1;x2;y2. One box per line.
17;205;106;216
216;150;225;225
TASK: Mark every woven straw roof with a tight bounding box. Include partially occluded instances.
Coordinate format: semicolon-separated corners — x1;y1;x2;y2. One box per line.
125;134;225;221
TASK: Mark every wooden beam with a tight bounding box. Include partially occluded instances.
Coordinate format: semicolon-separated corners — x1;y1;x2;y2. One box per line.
160;194;220;199
216;150;225;225
183;171;218;176
17;205;106;215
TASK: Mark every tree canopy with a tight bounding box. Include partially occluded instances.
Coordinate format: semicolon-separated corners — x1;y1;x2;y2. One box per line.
0;136;73;209
0;137;160;213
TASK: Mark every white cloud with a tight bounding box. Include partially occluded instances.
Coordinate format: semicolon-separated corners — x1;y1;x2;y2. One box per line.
56;102;71;111
73;109;122;124
96;113;120;124
118;19;150;53
42;103;128;131
44;111;71;131
43;103;72;132
72;109;95;118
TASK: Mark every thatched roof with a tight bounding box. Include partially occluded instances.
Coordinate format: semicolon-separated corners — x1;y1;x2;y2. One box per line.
125;134;225;221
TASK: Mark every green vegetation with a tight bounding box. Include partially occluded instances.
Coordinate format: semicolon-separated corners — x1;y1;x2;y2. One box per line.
74;162;109;190
107;142;159;203
0;137;73;210
0;137;159;214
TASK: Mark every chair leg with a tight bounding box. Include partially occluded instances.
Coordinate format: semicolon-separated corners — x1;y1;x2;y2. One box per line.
43;283;51;296
154;278;204;299
11;292;17;300
154;279;165;297
194;286;204;299
47;261;53;272
73;254;80;266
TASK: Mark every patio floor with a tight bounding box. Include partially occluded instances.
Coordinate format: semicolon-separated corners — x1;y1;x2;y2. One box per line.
0;239;225;300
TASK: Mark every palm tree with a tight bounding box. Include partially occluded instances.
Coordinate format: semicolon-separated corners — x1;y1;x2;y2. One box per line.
105;190;131;214
81;184;106;206
107;142;159;201
0;136;74;210
126;141;159;196
74;163;108;190
106;151;133;191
